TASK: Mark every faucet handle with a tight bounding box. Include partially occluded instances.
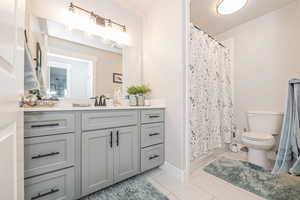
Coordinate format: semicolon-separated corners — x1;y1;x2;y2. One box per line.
99;95;106;106
90;96;99;106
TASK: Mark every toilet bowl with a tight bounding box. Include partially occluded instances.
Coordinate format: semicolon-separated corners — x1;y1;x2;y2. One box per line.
242;132;275;168
242;111;283;168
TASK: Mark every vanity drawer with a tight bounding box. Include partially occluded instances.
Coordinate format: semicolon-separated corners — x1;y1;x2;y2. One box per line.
141;144;164;172
82;110;138;131
25;112;75;137
141;123;164;148
24;134;75;178
141;109;164;124
25;167;75;200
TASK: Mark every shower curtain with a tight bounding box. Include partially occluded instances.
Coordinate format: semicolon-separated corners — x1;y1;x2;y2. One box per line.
189;25;233;162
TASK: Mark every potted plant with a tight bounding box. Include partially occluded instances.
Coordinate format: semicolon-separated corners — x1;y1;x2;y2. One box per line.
136;85;151;106
127;85;151;106
127;86;139;106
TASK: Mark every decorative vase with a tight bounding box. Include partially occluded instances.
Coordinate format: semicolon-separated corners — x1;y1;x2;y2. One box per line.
137;94;145;106
129;95;138;106
145;99;151;106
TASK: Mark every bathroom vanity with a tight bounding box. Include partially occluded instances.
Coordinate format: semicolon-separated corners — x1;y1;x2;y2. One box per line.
23;107;165;200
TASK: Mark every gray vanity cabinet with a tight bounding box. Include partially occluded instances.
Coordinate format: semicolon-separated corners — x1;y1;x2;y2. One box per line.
24;108;165;200
82;125;139;195
113;126;139;183
81;129;114;195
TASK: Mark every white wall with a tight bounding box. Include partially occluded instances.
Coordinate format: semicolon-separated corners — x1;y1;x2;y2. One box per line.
142;0;188;170
29;0;142;91
217;0;300;133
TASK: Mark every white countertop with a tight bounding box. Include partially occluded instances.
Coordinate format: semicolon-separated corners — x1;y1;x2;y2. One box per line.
22;105;166;112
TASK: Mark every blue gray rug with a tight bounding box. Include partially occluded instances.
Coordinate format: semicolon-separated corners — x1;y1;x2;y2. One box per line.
80;176;169;200
203;157;300;200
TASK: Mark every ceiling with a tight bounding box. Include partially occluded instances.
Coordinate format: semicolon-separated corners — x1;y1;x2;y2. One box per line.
191;0;295;36
113;0;155;16
112;0;295;35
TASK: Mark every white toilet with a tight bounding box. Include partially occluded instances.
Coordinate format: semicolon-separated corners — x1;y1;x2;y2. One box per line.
241;111;283;168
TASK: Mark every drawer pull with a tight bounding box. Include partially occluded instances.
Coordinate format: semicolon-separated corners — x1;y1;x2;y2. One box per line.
31;188;59;200
148;115;160;118
149;133;160;137
116;130;119;146
149;155;160;160
110;131;113;148
31;123;60;128
32;152;60;159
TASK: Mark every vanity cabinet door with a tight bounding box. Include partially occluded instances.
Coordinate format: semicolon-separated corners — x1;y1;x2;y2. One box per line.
114;126;140;182
82;129;114;196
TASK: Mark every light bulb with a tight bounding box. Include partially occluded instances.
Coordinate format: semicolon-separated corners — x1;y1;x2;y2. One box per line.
65;6;77;31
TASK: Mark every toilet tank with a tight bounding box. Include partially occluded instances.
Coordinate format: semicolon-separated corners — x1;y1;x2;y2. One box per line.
247;111;284;135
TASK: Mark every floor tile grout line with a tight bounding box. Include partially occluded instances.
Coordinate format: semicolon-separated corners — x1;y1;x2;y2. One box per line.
146;175;172;197
149;178;173;197
151;173;216;200
188;179;218;199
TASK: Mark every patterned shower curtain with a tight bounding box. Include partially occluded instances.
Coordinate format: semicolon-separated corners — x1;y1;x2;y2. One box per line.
189;25;233;162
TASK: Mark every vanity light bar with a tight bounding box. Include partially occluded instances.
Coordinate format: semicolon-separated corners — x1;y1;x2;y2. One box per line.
69;2;127;32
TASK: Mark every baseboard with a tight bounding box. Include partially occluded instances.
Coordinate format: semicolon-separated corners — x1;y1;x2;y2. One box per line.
160;162;185;182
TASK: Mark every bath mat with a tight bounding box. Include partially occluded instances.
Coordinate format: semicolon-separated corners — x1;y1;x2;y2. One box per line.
203;157;300;200
80;176;169;200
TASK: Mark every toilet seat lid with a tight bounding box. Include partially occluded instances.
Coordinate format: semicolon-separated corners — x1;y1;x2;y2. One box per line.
243;132;273;141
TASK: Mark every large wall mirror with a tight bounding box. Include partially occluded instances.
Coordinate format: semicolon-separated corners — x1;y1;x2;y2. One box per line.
25;15;123;99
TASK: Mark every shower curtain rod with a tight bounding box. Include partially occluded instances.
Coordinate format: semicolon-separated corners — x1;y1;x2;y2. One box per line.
193;25;225;48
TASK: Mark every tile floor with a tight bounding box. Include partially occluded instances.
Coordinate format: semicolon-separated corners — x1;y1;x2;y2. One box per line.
142;152;266;200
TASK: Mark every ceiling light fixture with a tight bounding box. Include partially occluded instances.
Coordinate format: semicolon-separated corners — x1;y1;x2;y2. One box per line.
217;0;248;15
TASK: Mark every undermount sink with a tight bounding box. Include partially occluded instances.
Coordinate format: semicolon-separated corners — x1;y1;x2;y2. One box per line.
72;103;92;107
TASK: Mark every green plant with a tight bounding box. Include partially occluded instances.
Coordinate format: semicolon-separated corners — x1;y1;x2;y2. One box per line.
127;86;139;95
137;85;151;94
127;85;151;95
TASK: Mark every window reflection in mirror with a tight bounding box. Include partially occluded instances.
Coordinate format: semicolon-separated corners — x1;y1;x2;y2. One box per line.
49;66;67;98
48;54;93;99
